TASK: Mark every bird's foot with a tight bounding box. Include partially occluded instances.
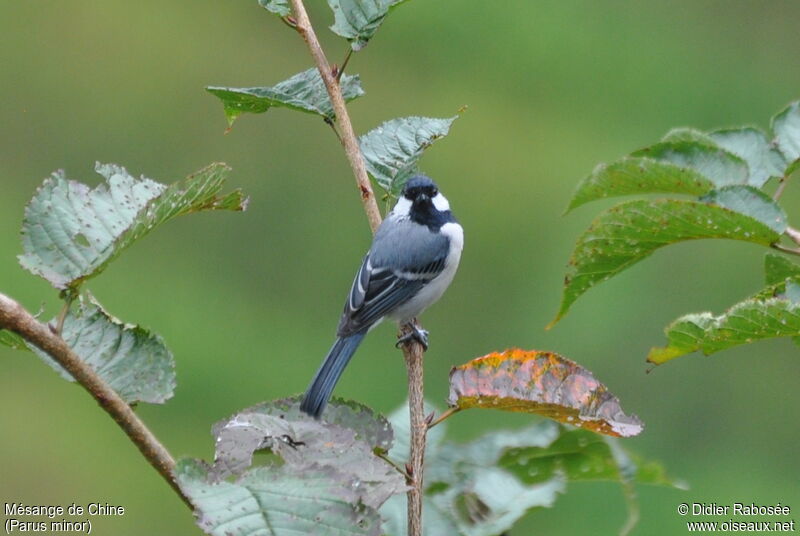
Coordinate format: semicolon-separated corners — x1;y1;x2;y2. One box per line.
396;324;429;351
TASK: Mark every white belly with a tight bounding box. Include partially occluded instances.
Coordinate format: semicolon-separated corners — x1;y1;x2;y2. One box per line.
387;222;464;324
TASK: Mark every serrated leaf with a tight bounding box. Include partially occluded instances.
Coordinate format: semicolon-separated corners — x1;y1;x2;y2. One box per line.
648;296;800;365
210;396;404;509
327;0;410;51
19;162;246;290
0;330;30;352
709;127;787;187
701;185;787;234
176;459;382;536
448;349;643;438
207;68;364;127
660;127;718;144
552;198;780;325
765;253;800;285
567;157;715;212
773;100;800;164
31;296;175;404
258;0;290;16
631;139;749;188
359;116;456;194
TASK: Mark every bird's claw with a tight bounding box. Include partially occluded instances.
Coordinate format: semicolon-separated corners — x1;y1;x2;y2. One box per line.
396;325;429;350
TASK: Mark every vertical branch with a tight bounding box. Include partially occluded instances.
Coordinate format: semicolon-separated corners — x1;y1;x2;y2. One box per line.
287;2;427;534
288;0;382;234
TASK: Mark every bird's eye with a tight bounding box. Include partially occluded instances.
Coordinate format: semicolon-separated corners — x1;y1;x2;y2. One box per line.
430;188;438;196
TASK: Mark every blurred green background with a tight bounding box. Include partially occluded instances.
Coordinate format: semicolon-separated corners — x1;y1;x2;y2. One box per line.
2;1;799;534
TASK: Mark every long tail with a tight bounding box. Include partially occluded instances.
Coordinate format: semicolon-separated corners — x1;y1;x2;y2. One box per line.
300;332;366;418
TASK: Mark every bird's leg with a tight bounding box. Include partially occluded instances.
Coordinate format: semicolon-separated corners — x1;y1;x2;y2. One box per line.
396;320;429;350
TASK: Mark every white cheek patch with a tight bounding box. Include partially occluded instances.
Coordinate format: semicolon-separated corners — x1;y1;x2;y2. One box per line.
393;196;412;216
432;192;450;212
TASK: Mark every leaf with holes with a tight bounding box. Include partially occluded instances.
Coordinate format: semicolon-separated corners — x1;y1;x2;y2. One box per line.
177;459;382;536
327;0;410;51
567;156;715;212
648;295;800;365
30;296;175;404
210;396;405;509
207;68;364;127
447;349;644;437
18;162;245;290
552;198;780;325
359;116;457;195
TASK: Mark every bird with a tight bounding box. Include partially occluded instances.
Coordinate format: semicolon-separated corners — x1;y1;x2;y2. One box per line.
300;174;464;418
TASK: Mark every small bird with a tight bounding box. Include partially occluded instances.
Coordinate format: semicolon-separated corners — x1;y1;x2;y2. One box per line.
300;175;464;417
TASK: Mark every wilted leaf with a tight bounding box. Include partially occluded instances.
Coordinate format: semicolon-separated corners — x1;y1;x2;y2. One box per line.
0;330;30;352
448;349;644;438
359;116;456;194
19;162;246;290
701;186;787;233
177;459;382;536
258;0;290;16
709;127;786;187
207;68;364;127
765;253;800;285
327;0;410;51
211;396;404;509
773;100;800;164
31;296;175;404
552;198;780;324
631;139;749;188
648;295;800;365
567;157;715;212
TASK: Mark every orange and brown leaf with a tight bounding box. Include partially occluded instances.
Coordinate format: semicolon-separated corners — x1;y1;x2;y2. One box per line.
448;349;644;438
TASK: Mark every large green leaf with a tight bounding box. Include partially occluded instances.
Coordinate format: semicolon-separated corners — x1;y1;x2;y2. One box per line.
552;198;780;325
359;116;456;195
207;69;364;127
177;460;382;536
648;295;800;365
709;127;787;187
31;296;175;404
773;100;800;164
631;139;749;187
258;0;290;16
764;253;800;285
700;186;787;234
19;162;245;290
327;0;410;51
567;157;715;212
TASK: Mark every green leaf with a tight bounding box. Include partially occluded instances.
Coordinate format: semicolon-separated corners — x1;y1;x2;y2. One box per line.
709;127;787;187
0;330;30;352
660;127;718;144
176;459;382;536
631;139;749;188
701;186;787;234
567;157;715;212
258;0;290;16
211;396;404;509
327;0;410;51
359;116;456;194
648;295;800;365
772;100;800;164
207;68;364;127
19;162;246;290
448;349;644;437
31;296;175;404
765;253;800;285
552;198;780;325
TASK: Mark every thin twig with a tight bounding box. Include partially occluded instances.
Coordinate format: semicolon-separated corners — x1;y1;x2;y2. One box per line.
427;407;460;430
771;243;800;256
785;226;800;247
324;117;344;144
375;449;411;479
335;49;354;82
287;3;427;534
774;174;790;201
0;292;192;509
289;0;382;234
